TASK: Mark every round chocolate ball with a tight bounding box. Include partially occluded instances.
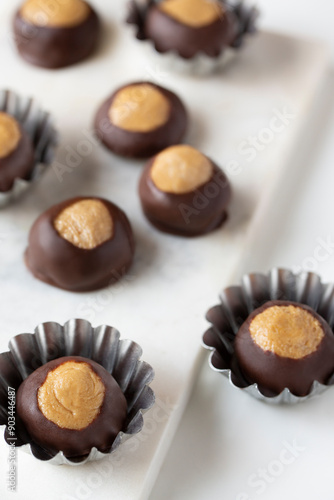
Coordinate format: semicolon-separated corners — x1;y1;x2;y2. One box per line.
94;81;187;159
0;112;35;192
17;356;127;457
144;0;237;59
234;300;334;397
138;144;231;236
25;197;135;292
13;0;100;69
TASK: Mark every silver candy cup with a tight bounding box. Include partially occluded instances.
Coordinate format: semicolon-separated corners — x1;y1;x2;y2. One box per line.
126;0;259;75
203;268;334;404
0;89;57;207
0;319;155;465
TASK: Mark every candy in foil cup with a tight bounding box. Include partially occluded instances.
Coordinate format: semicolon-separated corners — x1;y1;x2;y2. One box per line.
203;268;334;404
131;33;237;76
126;0;259;75
0;319;155;465
0;89;58;208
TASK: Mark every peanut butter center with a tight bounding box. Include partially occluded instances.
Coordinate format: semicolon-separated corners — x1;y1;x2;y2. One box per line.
20;0;90;28
150;145;213;194
38;361;105;430
109;84;170;133
0;112;21;159
54;199;113;250
249;305;325;359
159;0;223;28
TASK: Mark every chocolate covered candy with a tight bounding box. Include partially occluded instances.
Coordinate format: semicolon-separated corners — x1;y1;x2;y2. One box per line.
25;197;135;292
17;356;127;457
94;81;187;158
0;111;35;192
144;0;237;59
235;300;334;397
139;144;231;236
13;0;100;69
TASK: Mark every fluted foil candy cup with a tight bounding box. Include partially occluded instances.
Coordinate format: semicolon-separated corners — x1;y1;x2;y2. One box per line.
203;268;334;404
0;89;57;207
0;319;155;465
126;0;259;75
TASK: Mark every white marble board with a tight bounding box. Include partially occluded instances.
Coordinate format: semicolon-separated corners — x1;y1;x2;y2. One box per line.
0;1;330;499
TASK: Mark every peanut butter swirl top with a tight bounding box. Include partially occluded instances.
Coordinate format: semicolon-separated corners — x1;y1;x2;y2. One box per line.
0;112;21;159
109;83;170;133
159;0;223;28
38;360;105;430
249;305;324;359
150;144;213;194
54;199;113;250
20;0;90;28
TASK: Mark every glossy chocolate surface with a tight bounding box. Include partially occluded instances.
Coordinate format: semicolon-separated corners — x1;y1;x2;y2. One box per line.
234;300;334;397
0;121;35;192
25;197;135;292
13;3;100;69
17;356;127;458
144;2;237;59
94;81;187;159
139;156;231;236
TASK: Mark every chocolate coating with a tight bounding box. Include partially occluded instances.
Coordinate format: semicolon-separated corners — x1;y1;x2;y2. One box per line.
234;300;334;397
13;2;100;69
139;154;231;236
0;120;35;192
17;356;127;458
25;197;135;292
144;2;237;59
94;81;187;159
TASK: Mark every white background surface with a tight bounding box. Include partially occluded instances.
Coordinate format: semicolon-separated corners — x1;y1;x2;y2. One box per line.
150;1;334;500
0;1;332;500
